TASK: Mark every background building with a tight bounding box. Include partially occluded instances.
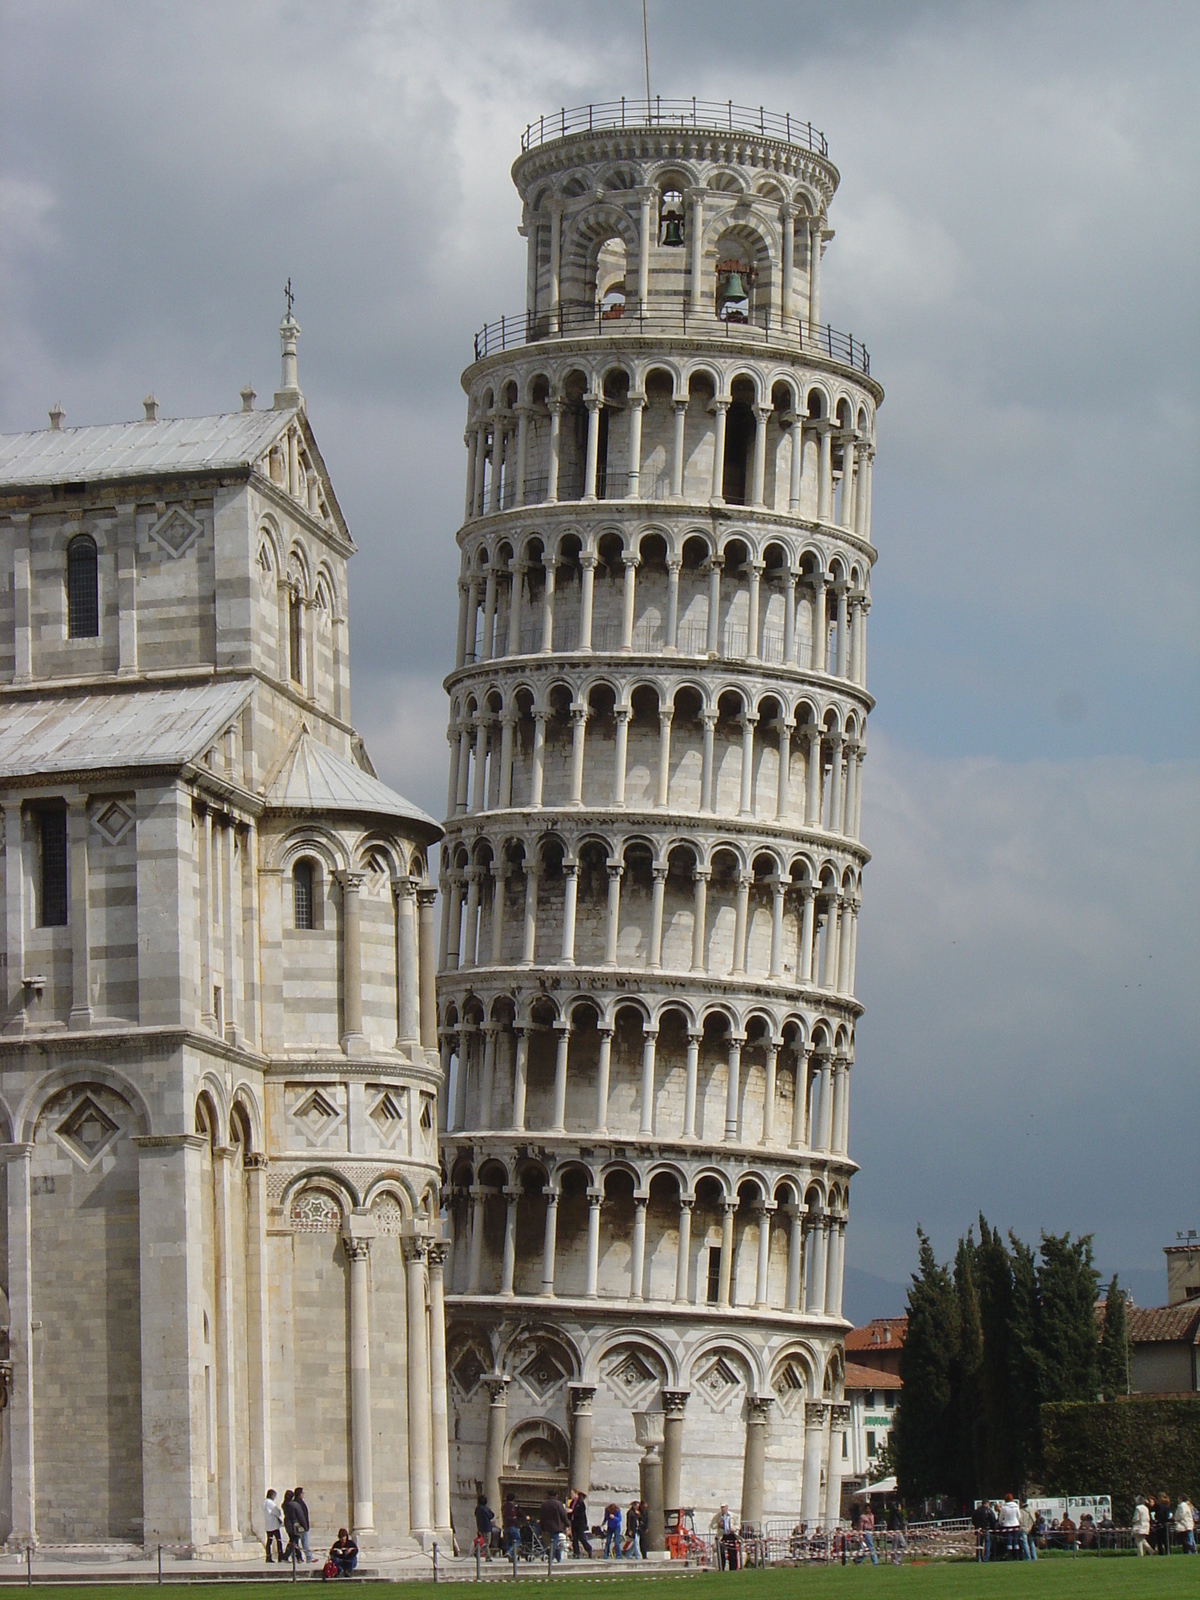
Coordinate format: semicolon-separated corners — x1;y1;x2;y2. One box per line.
437;98;882;1538
0;325;448;1553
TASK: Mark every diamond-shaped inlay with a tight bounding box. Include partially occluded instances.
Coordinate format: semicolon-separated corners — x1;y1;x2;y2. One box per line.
697;1357;741;1409
147;504;202;559
91;799;135;846
369;1192;404;1234
293;1088;339;1142
776;1360;805;1393
606;1350;657;1404
451;1346;486;1397
368;1091;405;1148
55;1094;120;1169
517;1344;570;1401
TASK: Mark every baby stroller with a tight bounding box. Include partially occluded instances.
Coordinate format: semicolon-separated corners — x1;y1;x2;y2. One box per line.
518;1521;550;1563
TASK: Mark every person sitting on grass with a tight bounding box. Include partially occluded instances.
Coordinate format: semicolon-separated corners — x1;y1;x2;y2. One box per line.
329;1529;358;1577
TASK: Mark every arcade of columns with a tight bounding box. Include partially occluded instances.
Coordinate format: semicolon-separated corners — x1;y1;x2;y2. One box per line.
436;102;881;1535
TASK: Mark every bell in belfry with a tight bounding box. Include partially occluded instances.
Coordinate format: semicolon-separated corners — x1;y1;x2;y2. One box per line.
661;210;684;247
720;269;747;303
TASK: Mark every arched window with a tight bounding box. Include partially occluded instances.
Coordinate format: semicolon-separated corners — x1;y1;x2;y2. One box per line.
67;535;98;639
288;591;303;684
293;858;315;930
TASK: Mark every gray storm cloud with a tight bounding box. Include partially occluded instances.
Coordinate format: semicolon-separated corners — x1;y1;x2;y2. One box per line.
1;0;1196;1308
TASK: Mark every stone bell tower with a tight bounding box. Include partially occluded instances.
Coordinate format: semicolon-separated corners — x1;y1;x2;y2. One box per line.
437;98;881;1539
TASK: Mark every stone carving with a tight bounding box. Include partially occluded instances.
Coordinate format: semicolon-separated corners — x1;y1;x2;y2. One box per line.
288;1188;343;1232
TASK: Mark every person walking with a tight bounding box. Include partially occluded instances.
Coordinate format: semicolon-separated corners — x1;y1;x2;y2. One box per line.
474;1492;496;1559
502;1495;520;1558
1132;1498;1153;1557
1018;1499;1036;1561
602;1503;621;1559
263;1489;285;1563
569;1490;592;1559
1153;1493;1172;1555
998;1494;1021;1559
327;1529;358;1577
293;1487;313;1562
886;1502;907;1564
854;1505;878;1565
539;1490;568;1562
282;1489;302;1563
1174;1496;1195;1554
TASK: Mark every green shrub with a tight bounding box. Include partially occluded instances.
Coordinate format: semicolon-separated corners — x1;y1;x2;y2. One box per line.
1042;1395;1200;1522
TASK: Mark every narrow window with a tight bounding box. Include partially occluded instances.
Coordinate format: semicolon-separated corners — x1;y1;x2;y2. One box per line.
39;809;68;927
842;1431;849;1460
67;534;99;638
866;1431;876;1458
706;1245;722;1304
289;592;303;684
213;986;223;1030
293;858;314;929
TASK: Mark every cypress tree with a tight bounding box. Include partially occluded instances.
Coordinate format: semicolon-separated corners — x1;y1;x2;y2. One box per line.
975;1216;1018;1493
1038;1232;1101;1403
1100;1275;1130;1400
1007;1232;1045;1486
950;1232;984;1502
894;1229;960;1502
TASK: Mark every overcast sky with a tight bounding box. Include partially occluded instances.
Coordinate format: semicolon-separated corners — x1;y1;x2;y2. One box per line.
2;0;1196;1317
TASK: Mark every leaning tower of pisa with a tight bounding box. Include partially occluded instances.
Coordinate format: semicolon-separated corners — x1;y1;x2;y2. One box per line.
437;99;881;1543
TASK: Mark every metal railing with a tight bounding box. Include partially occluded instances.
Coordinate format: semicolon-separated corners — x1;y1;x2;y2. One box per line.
473;301;870;375
521;98;828;156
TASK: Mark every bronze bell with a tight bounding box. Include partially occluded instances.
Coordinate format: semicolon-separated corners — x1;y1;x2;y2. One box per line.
719;269;748;305
662;212;684;247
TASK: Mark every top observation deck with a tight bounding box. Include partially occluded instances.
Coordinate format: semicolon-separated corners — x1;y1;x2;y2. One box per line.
480;95;873;388
519;97;829;156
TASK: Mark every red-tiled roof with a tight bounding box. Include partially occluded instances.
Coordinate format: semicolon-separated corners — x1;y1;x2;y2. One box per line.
845;1362;903;1391
846;1317;908;1352
1127;1303;1200;1345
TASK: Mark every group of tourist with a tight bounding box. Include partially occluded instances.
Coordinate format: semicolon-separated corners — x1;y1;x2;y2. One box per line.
474;1490;651;1561
261;1489;358;1578
1132;1495;1196;1556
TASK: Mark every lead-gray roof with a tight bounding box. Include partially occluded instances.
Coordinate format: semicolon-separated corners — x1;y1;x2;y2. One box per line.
265;726;440;834
0;681;253;778
0;410;295;489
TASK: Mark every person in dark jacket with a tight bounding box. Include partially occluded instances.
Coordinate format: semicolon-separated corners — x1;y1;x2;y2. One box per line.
475;1493;496;1558
293;1488;313;1562
282;1490;302;1562
539;1493;567;1561
502;1495;520;1557
328;1529;358;1576
569;1490;592;1558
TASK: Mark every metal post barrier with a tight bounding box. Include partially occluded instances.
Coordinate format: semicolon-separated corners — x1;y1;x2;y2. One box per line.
476;1541;482;1581
291;1547;297;1582
512;1539;519;1579
547;1536;553;1578
25;1547;31;1587
432;1541;439;1582
157;1544;163;1585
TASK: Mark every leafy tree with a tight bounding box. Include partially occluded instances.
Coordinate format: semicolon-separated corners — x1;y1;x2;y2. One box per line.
1038;1232;1101;1403
1100;1276;1130;1400
894;1229;960;1501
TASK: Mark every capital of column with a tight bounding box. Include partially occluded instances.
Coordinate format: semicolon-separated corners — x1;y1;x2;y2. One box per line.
747;1394;775;1422
829;1403;851;1431
804;1400;829;1431
483;1374;510;1405
337;870;366;894
568;1382;597;1416
661;1388;690;1417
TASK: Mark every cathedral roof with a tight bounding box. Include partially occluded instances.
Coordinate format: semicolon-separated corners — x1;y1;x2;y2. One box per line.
265;724;440;836
0;681;253;779
0;409;299;488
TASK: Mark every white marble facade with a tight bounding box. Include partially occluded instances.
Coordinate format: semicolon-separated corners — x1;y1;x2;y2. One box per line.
0;328;448;1553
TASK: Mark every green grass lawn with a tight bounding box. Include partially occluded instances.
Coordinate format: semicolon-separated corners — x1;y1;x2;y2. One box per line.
4;1563;1197;1599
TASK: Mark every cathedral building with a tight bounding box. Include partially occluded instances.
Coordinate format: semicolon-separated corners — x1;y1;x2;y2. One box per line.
0;320;450;1553
437;99;882;1537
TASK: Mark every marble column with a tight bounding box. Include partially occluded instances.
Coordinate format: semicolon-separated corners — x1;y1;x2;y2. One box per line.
585;1188;602;1298
741;1396;773;1530
567;1384;596;1494
345;1219;377;1539
800;1401;827;1528
482;1376;509;1521
675;1198;693;1302
339;871;365;1053
67;796;91;1029
428;1243;453;1536
825;1404;850;1530
404;1236;433;1537
661;1390;689;1514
